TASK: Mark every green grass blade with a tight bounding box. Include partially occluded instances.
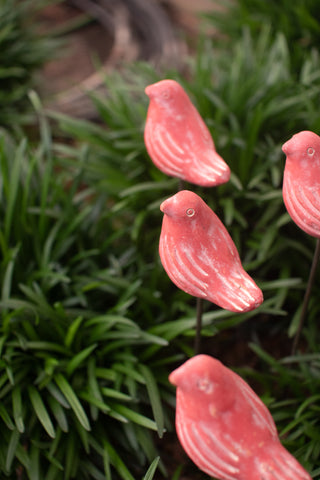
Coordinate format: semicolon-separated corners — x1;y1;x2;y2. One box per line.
0;401;14;429
66;344;97;376
6;428;20;472
12;386;24;433
54;373;91;431
142;457;160;480
28;441;40;480
28;385;55;438
64;316;83;348
4;139;26;241
64;431;78;480
139;364;165;438
113;405;157;431
104;441;135;480
47;395;69;432
102;440;112;480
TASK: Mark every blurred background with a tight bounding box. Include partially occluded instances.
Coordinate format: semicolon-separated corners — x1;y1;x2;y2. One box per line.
38;0;220;117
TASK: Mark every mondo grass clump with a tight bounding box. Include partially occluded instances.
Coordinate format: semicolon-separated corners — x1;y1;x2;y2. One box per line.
52;27;320;340
1;6;320;478
205;0;320;71
0;113;175;479
49;26;320;477
0;0;57;132
238;343;320;477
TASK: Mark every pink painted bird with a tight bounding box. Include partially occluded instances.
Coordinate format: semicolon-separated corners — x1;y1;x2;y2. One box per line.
159;190;263;312
169;354;312;480
282;130;320;237
144;79;230;187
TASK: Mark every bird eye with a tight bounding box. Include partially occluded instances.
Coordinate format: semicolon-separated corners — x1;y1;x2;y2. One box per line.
307;147;315;156
186;208;195;217
196;378;213;394
161;90;171;100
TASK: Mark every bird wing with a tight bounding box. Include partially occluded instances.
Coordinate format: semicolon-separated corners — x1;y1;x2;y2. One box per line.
145;113;230;185
181;111;230;184
197;244;261;312
283;176;320;236
233;373;278;437
145;119;185;177
159;233;209;298
254;443;311;480
160;228;261;311
176;414;241;480
188;149;230;184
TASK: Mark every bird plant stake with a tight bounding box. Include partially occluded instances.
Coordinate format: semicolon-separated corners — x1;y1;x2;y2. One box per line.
159;190;263;313
144;79;230;187
145;79;231;353
282;130;320;353
169;354;312;480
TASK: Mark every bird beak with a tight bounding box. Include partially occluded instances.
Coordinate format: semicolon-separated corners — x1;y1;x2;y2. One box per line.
160;197;174;216
169;363;185;387
160;198;167;213
282;133;300;156
282;139;291;155
145;84;157;99
145;85;152;98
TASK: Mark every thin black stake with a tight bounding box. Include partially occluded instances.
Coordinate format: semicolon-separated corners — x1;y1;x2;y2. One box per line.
178;178;185;191
195;297;203;355
291;237;320;354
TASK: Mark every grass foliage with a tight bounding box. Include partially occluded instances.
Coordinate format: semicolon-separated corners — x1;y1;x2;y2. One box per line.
52;25;320;335
1;1;320;479
47;25;320;476
0;116;175;479
205;0;320;69
50;24;320;477
241;344;320;476
0;0;57;130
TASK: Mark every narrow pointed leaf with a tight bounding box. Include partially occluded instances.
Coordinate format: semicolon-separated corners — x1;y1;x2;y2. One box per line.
143;457;160;480
6;428;20;472
55;373;90;431
104;442;135;480
28;386;55;438
47;395;69;432
12;386;24;433
0;401;14;429
66;344;97;376
113;405;157;431
139;364;165;438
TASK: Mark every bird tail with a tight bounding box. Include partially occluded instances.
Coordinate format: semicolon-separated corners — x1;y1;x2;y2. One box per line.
254;443;311;480
193;150;230;186
215;268;263;313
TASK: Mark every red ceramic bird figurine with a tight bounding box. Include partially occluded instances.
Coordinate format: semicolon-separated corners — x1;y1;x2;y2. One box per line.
159;190;263;312
169;354;312;480
144;79;230;187
282;130;320;237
